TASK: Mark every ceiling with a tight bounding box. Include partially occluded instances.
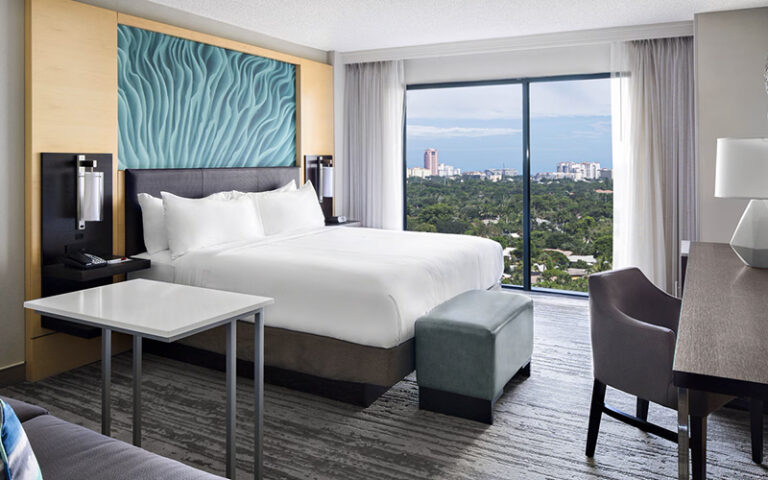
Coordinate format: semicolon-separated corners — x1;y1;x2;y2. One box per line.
144;0;768;52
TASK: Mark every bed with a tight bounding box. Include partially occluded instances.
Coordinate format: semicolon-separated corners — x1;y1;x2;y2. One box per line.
124;167;503;405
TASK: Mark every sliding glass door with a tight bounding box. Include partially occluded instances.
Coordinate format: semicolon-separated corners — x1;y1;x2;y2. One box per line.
528;77;613;292
404;74;612;294
405;84;524;287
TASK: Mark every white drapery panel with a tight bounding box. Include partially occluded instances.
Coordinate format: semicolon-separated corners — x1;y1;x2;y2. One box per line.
342;61;405;230
611;37;696;293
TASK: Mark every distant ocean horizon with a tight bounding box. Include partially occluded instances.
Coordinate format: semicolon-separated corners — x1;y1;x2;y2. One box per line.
406;115;612;175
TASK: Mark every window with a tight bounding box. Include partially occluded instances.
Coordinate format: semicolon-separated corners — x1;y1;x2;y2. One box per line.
404;75;612;293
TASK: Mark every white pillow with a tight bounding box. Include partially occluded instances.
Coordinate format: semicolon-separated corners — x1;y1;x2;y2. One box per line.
256;181;325;235
136;182;295;254
137;193;169;254
137;190;237;254
229;180;297;200
161;192;264;259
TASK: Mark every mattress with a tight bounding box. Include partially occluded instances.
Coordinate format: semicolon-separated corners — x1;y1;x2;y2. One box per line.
143;227;502;349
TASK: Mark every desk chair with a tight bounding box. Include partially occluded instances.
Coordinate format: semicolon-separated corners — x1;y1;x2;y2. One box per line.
586;268;762;478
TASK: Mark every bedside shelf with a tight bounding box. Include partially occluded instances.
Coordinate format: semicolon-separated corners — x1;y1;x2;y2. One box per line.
325;220;362;227
42;258;151;282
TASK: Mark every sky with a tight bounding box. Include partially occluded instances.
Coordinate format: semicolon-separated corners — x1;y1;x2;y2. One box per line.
405;78;613;174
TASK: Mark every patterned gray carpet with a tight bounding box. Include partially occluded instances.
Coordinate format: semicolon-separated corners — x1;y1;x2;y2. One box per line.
3;294;767;479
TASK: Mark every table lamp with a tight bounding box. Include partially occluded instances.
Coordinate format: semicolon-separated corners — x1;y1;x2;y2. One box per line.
715;138;768;268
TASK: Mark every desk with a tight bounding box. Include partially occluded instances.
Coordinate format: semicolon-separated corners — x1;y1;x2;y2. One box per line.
24;279;274;480
673;242;768;479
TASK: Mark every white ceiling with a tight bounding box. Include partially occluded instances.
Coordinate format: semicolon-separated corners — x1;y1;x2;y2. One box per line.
144;0;768;52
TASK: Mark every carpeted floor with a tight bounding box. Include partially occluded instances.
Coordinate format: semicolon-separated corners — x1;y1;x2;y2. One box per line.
3;293;767;479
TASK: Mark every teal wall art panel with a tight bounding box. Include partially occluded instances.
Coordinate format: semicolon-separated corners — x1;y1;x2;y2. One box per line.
117;25;296;169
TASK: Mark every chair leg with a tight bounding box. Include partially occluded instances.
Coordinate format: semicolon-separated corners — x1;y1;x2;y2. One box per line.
751;398;763;464
690;415;707;480
636;398;649;422
586;379;606;457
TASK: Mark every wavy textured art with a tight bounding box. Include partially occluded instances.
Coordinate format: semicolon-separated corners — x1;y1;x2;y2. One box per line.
117;25;296;169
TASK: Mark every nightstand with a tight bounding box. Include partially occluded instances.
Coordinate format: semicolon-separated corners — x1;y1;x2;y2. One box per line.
325;219;362;227
42;257;151;282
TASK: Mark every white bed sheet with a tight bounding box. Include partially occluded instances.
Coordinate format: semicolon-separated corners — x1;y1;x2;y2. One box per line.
169;227;502;349
129;250;175;283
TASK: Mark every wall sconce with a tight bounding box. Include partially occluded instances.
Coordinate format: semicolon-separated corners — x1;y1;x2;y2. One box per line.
304;155;334;200
304;155;334;219
77;154;103;230
321;161;334;200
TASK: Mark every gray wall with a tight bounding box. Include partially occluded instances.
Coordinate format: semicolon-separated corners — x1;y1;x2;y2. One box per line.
404;44;611;85
0;0;26;371
696;7;768;242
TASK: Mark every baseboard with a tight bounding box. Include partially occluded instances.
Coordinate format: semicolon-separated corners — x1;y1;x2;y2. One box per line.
0;363;26;387
143;339;390;407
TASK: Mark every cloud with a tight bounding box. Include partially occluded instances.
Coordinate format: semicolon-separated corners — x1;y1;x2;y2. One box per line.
407;78;611;119
408;125;521;138
566;119;612;139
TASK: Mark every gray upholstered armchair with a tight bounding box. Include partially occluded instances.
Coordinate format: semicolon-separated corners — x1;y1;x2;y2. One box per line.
586;268;742;477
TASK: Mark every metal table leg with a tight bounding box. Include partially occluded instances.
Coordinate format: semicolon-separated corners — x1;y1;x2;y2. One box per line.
102;328;112;436
226;320;237;478
678;387;690;480
254;309;264;480
133;335;142;447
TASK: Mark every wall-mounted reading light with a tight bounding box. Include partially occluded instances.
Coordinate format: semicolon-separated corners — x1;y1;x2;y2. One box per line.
304;155;334;219
321;162;334;200
77;154;103;230
304;155;334;200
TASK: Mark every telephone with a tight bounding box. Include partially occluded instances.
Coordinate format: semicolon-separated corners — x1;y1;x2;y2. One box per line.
62;251;107;269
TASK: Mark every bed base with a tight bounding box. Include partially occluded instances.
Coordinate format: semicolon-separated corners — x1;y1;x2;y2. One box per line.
143;338;409;407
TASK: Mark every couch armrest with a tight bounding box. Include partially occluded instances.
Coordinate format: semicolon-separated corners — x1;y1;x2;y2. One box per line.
0;396;49;423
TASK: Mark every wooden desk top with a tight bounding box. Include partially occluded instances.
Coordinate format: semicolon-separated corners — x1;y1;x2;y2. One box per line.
674;242;768;388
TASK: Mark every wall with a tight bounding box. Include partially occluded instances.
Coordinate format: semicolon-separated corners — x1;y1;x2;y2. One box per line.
0;0;25;376
404;44;611;85
76;0;327;63
695;7;768;242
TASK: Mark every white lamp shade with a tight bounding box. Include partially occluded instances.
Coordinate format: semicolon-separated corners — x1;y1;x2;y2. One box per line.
80;171;103;222
715;138;768;199
322;166;334;198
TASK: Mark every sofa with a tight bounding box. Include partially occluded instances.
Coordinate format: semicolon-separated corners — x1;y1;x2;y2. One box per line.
1;396;224;480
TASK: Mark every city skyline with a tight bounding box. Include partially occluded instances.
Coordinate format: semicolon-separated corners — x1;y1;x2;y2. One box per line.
405;78;612;174
407;151;611;181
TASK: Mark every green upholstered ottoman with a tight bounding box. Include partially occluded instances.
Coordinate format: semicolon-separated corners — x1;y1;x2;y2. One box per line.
415;290;533;424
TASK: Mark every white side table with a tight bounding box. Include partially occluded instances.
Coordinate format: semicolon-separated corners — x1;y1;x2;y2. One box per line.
25;278;273;480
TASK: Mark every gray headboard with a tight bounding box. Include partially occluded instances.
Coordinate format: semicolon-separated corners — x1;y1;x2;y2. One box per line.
124;167;301;256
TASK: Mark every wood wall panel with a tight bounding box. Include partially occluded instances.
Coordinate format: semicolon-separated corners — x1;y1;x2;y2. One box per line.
26;0;334;381
25;0;120;381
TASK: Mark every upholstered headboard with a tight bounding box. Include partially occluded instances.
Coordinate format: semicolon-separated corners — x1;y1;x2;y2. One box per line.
124;167;301;256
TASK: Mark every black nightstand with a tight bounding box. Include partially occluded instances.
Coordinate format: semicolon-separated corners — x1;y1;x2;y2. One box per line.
41;257;151;337
325;219;362;228
42;257;151;282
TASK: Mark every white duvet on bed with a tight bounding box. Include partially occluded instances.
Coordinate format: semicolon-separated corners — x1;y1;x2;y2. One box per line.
163;227;503;348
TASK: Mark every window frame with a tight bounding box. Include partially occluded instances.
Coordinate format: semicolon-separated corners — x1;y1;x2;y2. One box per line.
403;72;611;297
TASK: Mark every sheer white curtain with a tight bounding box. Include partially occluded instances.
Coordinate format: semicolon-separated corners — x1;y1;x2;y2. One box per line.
342;61;405;230
611;37;696;293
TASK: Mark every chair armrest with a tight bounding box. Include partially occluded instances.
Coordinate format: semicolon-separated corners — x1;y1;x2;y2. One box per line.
591;305;676;406
641;288;681;333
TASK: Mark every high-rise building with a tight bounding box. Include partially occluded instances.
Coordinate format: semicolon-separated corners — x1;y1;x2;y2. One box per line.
423;148;438;176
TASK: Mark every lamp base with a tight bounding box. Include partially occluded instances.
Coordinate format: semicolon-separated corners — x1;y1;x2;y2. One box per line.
730;199;768;269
